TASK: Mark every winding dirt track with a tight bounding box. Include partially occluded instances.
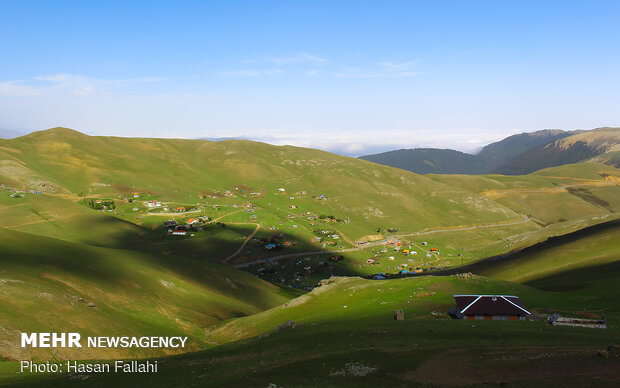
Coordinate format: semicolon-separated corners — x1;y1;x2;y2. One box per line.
223;223;261;263
232;216;532;268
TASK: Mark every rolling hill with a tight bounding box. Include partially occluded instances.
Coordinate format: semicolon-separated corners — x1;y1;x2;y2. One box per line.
356;148;485;174
0;127;524;234
0;227;293;361
0;127;527;359
360;127;620;175
496;127;620;174
1;127;618;273
0;127;619;386
5;248;618;386
0;128;25;139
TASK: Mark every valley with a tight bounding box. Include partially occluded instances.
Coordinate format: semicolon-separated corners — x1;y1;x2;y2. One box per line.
0;128;619;386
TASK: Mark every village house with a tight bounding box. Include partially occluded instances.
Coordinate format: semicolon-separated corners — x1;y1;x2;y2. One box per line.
169;226;187;236
451;295;530;320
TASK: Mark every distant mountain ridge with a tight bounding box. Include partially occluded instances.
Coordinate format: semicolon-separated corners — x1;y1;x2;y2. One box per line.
0;128;25;139
360;128;620;175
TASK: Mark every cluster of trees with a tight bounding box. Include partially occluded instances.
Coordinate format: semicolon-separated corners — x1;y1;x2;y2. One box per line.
87;199;116;210
312;229;333;236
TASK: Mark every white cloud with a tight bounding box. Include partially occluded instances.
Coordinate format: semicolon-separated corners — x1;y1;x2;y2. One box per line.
334;71;420;78
232;53;328;77
245;52;328;66
0;74;164;98
335;61;421;78
227;54;421;79
207;128;507;156
216;69;283;78
0;81;43;97
377;61;418;71
35;73;79;82
70;87;96;96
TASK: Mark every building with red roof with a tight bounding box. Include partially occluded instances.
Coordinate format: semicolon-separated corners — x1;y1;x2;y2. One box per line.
451;295;530;320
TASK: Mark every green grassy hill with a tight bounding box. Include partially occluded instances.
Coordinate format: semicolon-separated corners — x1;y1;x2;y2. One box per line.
476;129;576;169
359;127;620;176
0;128;619;386
359;129;576;175
427;162;620;225
495;127;620;174
359;148;486;174
1;129;618;288
460;219;620;292
4;268;617;387
0;227;293;361
0;128;519;231
3;128;618;285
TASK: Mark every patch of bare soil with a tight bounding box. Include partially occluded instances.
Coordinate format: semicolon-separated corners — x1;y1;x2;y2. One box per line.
112;183;134;193
231;184;255;193
201;190;224;197
356;234;383;243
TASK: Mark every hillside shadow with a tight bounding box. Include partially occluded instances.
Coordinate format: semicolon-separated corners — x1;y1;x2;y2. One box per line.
524;261;620;291
0;229;136;283
95;220;367;289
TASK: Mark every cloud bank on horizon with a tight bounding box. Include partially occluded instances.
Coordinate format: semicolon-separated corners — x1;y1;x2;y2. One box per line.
0;1;618;154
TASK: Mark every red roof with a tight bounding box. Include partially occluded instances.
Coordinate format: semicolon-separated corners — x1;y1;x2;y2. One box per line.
454;295;530;316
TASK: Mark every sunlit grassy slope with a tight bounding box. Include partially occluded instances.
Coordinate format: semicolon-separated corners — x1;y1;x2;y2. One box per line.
465;219;620;291
427;163;620;225
208;216;620;345
0;127;524;232
2;128;619;254
494;127;620;174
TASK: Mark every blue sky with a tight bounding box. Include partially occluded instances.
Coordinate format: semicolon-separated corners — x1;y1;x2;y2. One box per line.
1;0;619;155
